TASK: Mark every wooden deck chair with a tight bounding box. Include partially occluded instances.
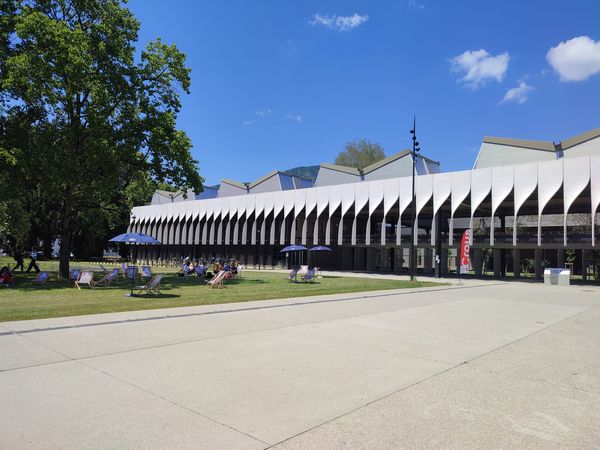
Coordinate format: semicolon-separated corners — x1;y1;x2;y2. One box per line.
96;268;119;286
207;270;226;288
181;264;190;277
285;268;299;282
140;265;152;280
137;274;163;295
69;268;81;285
32;271;49;285
75;271;94;289
301;268;316;283
193;265;207;278
120;262;128;279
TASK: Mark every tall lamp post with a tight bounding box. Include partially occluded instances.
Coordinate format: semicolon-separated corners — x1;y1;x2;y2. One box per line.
409;117;421;281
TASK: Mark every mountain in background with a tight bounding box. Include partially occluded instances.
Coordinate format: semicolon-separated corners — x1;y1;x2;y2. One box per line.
283;165;320;181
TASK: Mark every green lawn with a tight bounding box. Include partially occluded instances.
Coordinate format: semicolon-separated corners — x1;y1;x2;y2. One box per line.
0;263;442;321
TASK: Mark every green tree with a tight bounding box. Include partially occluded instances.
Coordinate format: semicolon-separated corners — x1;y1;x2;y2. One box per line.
334;139;385;169
0;0;203;277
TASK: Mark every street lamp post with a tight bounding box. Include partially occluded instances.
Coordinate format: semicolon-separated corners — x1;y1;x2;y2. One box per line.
409;117;421;281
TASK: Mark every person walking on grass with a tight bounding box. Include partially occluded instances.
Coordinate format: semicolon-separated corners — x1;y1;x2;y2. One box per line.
26;246;41;273
12;249;25;272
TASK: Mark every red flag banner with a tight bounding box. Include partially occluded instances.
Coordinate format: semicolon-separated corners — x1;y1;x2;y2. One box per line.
459;229;472;274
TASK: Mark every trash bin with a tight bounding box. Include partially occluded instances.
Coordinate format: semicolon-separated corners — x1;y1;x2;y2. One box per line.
544;268;561;285
558;269;570;286
544;268;570;286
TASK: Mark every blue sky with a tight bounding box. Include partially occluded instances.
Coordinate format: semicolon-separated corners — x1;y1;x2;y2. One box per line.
129;0;600;186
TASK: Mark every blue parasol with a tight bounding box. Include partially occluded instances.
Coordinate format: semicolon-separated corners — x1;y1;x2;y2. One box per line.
280;244;308;252
109;233;161;245
308;246;331;251
108;232;160;296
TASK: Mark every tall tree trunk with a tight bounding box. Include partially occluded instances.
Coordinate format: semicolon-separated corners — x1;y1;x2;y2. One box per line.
59;203;71;279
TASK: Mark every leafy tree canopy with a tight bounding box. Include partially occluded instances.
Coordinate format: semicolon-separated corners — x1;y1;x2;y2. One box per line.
0;0;204;276
334;139;385;170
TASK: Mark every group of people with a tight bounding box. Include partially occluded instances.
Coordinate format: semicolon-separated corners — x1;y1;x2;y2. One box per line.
177;257;241;278
12;247;41;273
0;247;41;286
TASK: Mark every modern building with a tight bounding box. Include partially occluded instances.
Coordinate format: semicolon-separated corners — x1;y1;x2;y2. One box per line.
130;127;600;280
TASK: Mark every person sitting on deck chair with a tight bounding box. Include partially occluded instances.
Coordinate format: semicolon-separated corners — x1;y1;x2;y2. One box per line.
0;266;13;286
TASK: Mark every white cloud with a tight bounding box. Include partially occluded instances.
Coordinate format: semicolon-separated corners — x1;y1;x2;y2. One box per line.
255;109;272;117
310;13;368;32
286;113;302;123
547;35;600;82
242;109;272;126
450;49;510;89
500;81;533;105
408;0;425;10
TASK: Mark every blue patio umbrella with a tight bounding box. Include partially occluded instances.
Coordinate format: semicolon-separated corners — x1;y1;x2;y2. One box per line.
308;245;332;269
109;233;161;296
109;232;161;245
280;244;308;252
280;244;307;266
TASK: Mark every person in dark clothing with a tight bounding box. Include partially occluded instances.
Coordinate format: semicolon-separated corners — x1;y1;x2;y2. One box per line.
13;249;25;272
26;247;41;273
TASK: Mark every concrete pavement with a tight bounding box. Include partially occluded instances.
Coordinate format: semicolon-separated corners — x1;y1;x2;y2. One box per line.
1;280;599;449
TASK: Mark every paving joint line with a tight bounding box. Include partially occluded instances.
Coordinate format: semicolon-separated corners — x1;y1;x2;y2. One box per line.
267;303;600;448
75;358;273;447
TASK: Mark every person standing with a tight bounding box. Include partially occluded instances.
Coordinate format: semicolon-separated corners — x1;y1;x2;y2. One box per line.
26;246;41;273
13;249;25;272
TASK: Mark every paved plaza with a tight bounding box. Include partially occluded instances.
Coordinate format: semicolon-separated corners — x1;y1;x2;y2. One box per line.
1;279;599;449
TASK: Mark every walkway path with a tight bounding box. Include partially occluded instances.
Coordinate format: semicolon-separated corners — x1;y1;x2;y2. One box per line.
1;281;598;448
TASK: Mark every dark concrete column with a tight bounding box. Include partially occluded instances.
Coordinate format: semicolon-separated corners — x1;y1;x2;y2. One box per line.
535;249;544;279
513;249;521;278
582;249;588;281
493;249;502;277
473;249;483;276
424;248;433;274
394;248;404;273
557;249;565;268
440;248;449;276
366;247;376;271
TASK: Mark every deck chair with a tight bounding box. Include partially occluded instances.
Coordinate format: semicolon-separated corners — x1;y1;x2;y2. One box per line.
302;268;316;283
75;271;94;289
285;268;299;282
207;270;226;288
120;262;128;279
32;271;49;285
194;265;207;278
96;268;119;286
140;265;152;280
181;264;190;277
69;268;81;285
137;274;163;295
297;265;309;278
